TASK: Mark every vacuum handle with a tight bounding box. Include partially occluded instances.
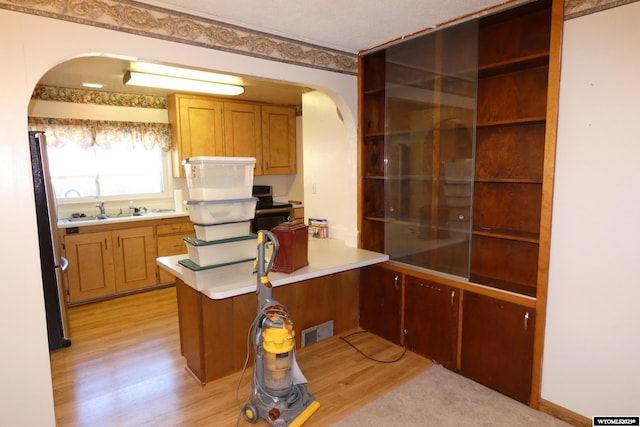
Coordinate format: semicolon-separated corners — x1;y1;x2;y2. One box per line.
258;229;279;277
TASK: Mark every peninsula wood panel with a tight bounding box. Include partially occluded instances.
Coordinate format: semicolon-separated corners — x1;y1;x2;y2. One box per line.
175;269;360;384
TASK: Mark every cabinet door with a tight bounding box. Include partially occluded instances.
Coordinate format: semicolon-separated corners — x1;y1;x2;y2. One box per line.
404;276;459;369
157;233;190;284
65;231;116;302
168;94;224;177
460;291;535;404
112;226;157;293
223;102;263;175
359;265;402;345
261;105;296;175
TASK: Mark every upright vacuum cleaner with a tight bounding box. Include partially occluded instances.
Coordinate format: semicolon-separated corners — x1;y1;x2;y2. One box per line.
242;230;320;426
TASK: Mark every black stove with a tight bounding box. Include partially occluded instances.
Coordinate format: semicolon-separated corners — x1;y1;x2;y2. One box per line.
251;185;293;232
252;185;293;212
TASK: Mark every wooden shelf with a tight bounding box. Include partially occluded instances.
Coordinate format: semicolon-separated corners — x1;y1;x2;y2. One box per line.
476;116;546;128
478;52;549;78
474;177;542;184
472;226;539;244
469;273;537;297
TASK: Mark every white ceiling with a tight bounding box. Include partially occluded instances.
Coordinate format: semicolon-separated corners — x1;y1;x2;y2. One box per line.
136;0;506;53
37;0;507;105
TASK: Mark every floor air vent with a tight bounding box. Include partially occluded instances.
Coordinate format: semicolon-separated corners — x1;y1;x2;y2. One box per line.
301;320;334;348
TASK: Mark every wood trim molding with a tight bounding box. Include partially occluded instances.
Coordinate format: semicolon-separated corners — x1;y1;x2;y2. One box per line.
539;399;592;427
0;0;357;75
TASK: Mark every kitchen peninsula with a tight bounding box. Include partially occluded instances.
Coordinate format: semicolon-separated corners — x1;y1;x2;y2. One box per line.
157;238;388;384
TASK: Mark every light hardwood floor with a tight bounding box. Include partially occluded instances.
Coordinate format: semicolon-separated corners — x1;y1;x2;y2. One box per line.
50;286;431;426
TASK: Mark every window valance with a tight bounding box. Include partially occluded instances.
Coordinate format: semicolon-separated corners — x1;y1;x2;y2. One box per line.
28;117;171;152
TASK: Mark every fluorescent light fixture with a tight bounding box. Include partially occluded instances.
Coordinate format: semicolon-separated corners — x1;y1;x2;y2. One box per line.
124;62;245;96
82;82;103;89
130;62;243;86
123;70;244;96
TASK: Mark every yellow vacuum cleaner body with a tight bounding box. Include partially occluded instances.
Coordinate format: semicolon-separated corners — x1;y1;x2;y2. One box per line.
242;230;320;426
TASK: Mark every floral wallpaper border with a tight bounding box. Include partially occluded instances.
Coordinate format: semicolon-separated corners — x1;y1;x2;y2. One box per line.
0;0;357;75
3;0;636;78
564;0;639;19
32;84;168;109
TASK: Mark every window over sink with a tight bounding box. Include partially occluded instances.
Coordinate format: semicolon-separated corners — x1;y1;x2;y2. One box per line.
28;117;172;201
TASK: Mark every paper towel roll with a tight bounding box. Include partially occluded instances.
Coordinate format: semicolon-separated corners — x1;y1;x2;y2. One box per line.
174;189;185;212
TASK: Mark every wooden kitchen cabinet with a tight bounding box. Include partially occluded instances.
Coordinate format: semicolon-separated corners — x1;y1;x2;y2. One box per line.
460;291;535;404
168;94;224;178
261;105;296;175
168;94;297;176
156;220;194;284
359;264;402;345
65;231;116;302
112;226;157;293
223;101;264;175
404;275;459;370
65;226;157;303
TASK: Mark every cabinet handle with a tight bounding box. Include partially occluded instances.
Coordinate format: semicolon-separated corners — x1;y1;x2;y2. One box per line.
524;312;530;331
451;289;455;306
118;236;121;247
394;275;399;290
104;238;108;250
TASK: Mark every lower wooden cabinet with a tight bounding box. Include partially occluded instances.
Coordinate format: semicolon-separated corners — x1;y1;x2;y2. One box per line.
404;275;459;370
359;264;402;345
65;231;116;302
460;291;535;404
112;226;157;293
360;263;536;405
65;226;156;302
156;221;194;284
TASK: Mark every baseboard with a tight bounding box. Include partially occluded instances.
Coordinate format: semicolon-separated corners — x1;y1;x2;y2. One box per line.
539;399;592;427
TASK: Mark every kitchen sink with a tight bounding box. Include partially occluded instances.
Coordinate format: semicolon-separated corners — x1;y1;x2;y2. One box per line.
64;215;107;222
62;213;146;223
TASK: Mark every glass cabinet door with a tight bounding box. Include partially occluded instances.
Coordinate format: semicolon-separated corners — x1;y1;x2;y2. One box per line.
382;20;478;277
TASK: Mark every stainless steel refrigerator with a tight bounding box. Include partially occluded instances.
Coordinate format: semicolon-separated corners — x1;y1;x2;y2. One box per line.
29;131;71;351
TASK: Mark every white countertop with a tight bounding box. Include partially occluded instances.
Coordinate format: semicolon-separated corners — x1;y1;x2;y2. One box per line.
156;238;389;300
57;210;190;228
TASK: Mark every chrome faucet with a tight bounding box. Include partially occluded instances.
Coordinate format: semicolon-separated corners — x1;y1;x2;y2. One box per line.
96;202;107;218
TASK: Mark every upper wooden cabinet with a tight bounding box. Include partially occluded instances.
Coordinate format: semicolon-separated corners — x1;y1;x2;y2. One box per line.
261;105;297;175
223;102;264;175
168;94;224;178
168;93;296;177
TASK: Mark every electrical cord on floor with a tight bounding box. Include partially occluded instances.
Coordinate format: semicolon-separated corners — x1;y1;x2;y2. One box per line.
339;329;408;363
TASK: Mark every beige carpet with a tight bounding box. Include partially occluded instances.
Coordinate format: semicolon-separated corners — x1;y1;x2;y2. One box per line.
329;364;569;427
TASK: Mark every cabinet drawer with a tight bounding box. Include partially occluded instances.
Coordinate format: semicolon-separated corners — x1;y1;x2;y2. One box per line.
158;234;189;256
157;222;194;236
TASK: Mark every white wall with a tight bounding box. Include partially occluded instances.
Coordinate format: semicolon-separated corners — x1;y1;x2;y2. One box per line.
542;2;640;417
0;9;355;426
302;90;358;245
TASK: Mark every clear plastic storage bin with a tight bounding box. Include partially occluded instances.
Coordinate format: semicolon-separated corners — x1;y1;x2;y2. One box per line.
184;234;257;267
183;156;256;200
187;197;257;224
179;258;255;290
193;220;251;242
